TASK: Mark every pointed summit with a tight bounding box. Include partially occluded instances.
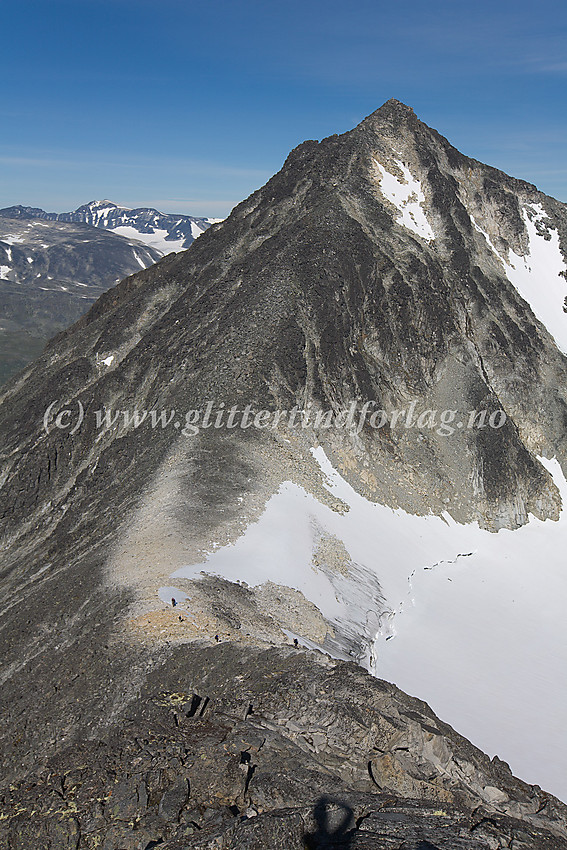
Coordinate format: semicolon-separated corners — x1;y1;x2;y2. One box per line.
358;97;419;129
374;97;417;117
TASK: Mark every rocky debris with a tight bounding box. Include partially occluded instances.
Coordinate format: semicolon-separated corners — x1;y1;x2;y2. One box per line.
1;644;566;849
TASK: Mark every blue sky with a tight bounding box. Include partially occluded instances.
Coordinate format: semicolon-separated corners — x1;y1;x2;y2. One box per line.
2;0;566;217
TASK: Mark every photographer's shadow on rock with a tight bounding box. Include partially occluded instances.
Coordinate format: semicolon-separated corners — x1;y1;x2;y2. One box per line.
303;797;442;849
304;796;355;848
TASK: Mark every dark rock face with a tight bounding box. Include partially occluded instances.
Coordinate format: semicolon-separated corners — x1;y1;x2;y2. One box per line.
2;100;567;847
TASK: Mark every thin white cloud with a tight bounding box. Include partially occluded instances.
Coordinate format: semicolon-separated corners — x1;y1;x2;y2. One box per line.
533;61;567;73
0;152;270;180
144;199;241;216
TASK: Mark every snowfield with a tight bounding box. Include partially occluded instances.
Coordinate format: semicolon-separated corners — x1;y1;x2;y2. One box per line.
162;447;567;802
503;204;567;354
112;226;187;256
473;202;567;354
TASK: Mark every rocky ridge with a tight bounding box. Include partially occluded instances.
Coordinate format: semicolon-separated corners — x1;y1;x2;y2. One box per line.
2;100;567;846
3;644;567;849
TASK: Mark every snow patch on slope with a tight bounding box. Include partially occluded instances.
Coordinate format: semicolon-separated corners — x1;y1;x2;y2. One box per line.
373;158;435;241
112;226;186;256
190;221;206;240
171;482;338;611
158;586;189;607
503;204;567;354
471;215;501;256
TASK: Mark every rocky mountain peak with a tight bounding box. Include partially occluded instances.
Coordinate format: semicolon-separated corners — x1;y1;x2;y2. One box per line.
2;102;567;844
78;199;124;211
363;96;418;124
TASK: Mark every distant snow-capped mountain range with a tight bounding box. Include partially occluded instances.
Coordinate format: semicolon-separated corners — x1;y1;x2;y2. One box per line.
0;200;220;383
0;199;221;256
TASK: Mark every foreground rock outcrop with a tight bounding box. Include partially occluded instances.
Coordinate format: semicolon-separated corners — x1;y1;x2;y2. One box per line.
3;644;567;849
